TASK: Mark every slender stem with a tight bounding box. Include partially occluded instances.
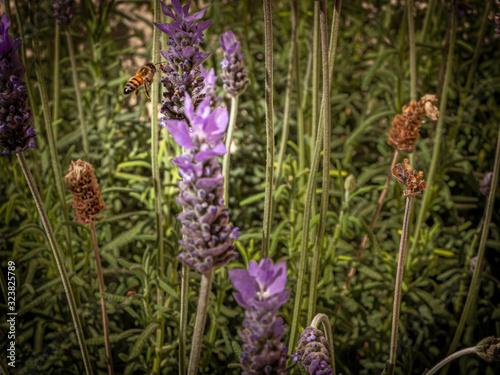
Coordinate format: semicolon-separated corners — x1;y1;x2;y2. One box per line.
289;0;342;351
341;150;399;294
428;347;477;375
306;0;334;323
310;313;336;375
151;0;165;372
65;28;90;160
187;271;213;375
409;6;456;261
274;0;296;188
179;264;189;375
53;22;61;137
295;0;305;191
311;1;320;161
16;152;93;375
90;222;114;375
262;0;274;258
440;121;500;375
31;2;75;272
0;356;9;375
419;0;436;43
407;0;417;102
223;96;239;206
387;197;412;375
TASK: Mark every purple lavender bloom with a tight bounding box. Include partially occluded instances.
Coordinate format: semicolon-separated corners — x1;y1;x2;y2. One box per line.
53;0;76;25
479;171;493;195
229;258;290;374
292;327;333;375
0;13;35;155
220;30;248;97
166;94;239;273
154;0;211;122
200;66;220;110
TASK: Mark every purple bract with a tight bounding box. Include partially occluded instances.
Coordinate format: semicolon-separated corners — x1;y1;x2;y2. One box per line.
0;13;35;155
219;30;248;97
166;94;239;273
229;258;290;374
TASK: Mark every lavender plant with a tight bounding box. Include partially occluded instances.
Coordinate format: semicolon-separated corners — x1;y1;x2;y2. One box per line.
154;0;211;123
292;327;333;375
229;258;290;375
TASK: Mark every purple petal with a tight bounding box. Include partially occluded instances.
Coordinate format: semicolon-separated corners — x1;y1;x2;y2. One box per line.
184;94;194;123
182;1;191;17
196;96;211;119
229;269;255;296
185;5;210;22
159;1;176;19
154;22;176;38
233;292;252;310
182;46;195;58
195;142;226;162
166;120;194;148
192;50;211;69
194;19;212;33
171;0;184;18
204;106;228;142
267;261;287;296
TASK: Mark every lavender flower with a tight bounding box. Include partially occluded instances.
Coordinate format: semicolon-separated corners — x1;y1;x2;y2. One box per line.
220;30;248;97
292;327;333;375
0;13;35;155
229;258;290;374
200;66;220;110
154;0;211;124
53;0;76;25
166;94;239;273
476;336;500;362
479;171;493;195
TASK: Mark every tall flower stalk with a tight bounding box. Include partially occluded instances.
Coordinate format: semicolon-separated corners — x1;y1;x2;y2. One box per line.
229;258;290;374
65;160;113;375
262;0;274;258
220;30;248;206
165;94;239;374
386;159;427;375
1;13;92;374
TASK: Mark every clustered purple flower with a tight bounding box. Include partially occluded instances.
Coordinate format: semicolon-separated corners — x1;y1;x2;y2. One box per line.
0;13;35;155
53;0;76;25
220;31;248;97
229;258;290;374
291;327;333;375
166;94;239;273
154;0;211;124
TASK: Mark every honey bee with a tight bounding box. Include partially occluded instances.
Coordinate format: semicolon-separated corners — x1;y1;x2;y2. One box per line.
123;62;163;100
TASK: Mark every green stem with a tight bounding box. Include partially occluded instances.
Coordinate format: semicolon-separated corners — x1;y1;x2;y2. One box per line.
341;150;399;294
294;0;305;191
306;0;335;323
419;0;436;44
407;0;417;102
409;6;456;261
17;152;93;375
65;29;90;160
289;0;341;352
387;196;412;375
274;0;297;188
311;1;320;161
222;96;239;206
90;222;114;375
31;3;75;272
262;0;274;258
151;0;165;372
179;264;189;375
310;313;336;375
440;121;500;375
53;23;61;137
187;271;213;375
428;347;477;375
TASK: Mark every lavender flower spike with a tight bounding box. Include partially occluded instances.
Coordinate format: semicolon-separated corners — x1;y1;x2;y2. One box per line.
229;258;290;374
220;30;248;97
292;327;334;375
0;13;35;155
53;0;76;25
154;0;212;123
166;93;239;273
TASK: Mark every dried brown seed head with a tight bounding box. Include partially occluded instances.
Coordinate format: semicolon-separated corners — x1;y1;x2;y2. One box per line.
388;94;439;153
392;158;427;197
65;160;105;225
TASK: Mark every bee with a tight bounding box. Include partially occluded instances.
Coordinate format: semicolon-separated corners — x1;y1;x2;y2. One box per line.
123;62;163;100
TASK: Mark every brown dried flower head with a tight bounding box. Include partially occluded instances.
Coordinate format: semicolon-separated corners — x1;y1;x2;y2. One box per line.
388;94;439;153
392;158;427;197
65;160;105;225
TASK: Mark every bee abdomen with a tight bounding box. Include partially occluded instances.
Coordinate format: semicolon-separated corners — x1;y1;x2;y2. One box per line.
124;76;143;95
